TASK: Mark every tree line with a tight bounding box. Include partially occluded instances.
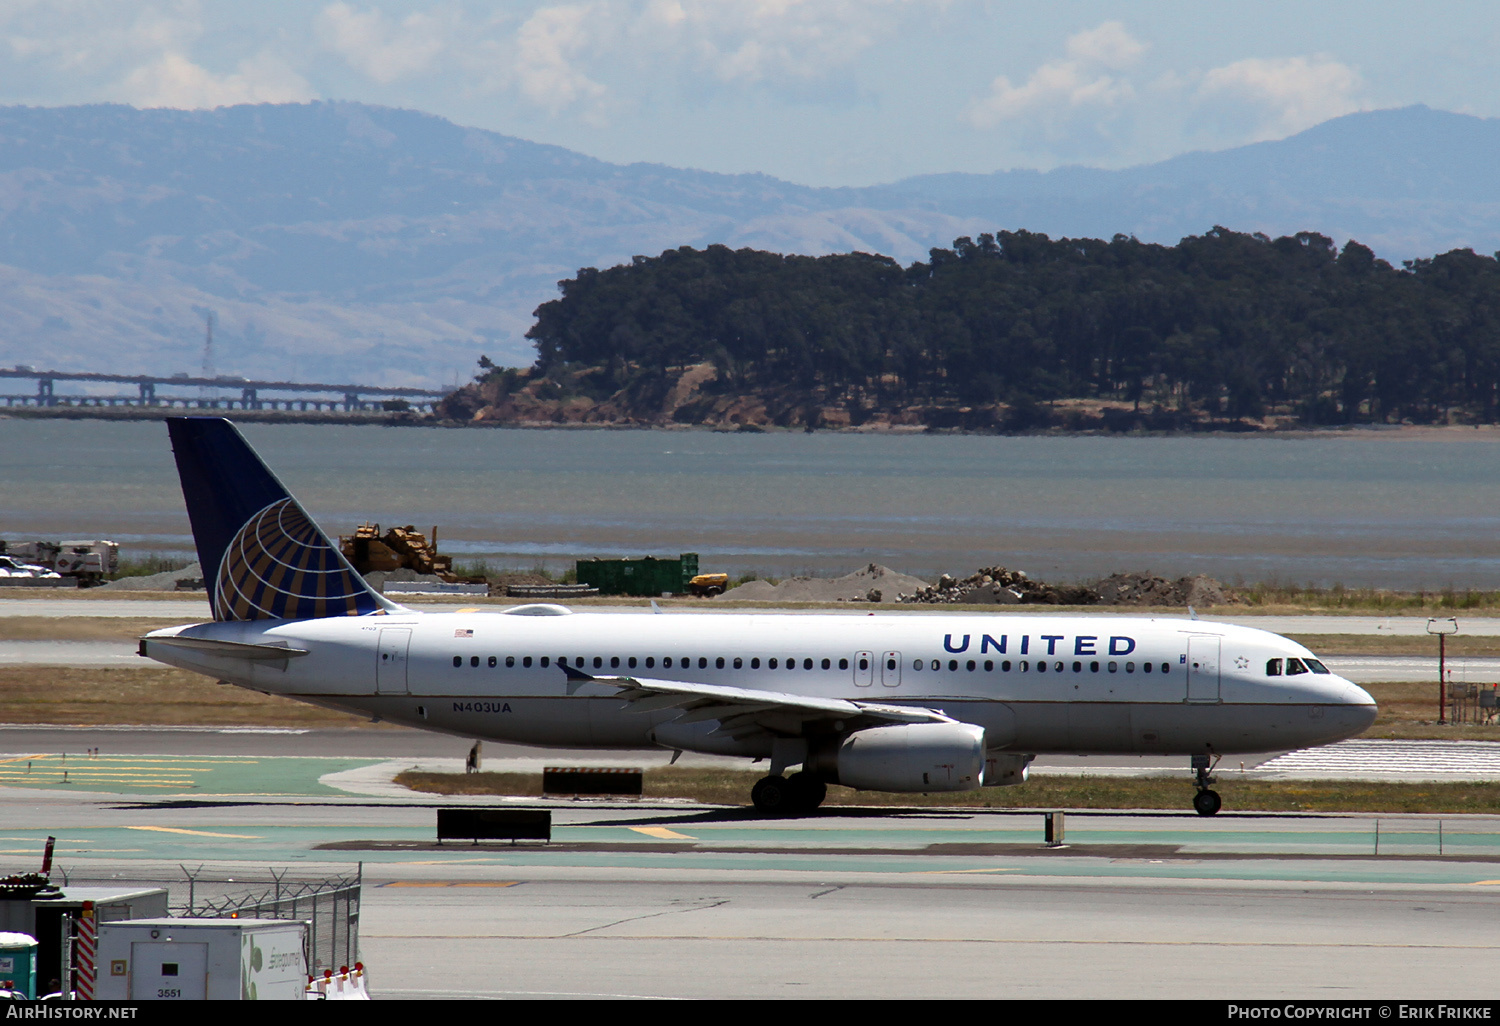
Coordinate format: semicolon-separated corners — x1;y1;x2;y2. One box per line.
520;227;1500;424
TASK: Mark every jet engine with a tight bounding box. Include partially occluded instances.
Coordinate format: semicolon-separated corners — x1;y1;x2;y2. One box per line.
982;752;1033;786
812;721;986;792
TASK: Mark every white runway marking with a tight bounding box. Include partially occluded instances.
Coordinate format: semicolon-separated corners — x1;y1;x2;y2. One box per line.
1254;739;1500;780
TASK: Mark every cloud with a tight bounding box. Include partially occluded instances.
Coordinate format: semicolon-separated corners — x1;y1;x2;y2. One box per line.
968;21;1144;131
119;49;314;108
1197;55;1363;140
316;2;451;85
513;4;608;115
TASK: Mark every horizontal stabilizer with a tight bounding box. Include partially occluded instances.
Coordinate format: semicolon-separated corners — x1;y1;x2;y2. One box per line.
139;636;310;660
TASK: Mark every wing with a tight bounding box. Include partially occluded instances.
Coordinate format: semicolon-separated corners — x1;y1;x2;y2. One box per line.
560;663;954;741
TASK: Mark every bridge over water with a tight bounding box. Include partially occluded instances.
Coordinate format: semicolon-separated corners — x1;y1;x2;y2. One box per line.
0;367;450;413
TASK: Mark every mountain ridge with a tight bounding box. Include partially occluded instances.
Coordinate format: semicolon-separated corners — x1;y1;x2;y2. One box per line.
0;101;1494;387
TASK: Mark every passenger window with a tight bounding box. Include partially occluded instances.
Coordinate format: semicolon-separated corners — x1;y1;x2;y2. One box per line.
805;658;815;670
506;656;515;668
913;659;922;671
1054;661;1063;672
1037;661;1047;673
1002;660;1011;671
452;656;461;667
1286;658;1308;675
1020;660;1029;671
1307;659;1331;674
1090;661;1099;672
751;657;760;669
1266;658;1282;676
1125;661;1134;672
540;656;550;668
1143;662;1152;674
594;656;603;669
700;657;709;669
1072;661;1081;672
966;660;975;671
716;657;725;669
787;658;796;670
931;659;939;671
821;658;831;669
1108;661;1117;672
470;656;479;668
769;658;778;669
840;658;849;670
733;657;743;669
645;656;655;668
488;656;497;668
948;659;958;671
523;656;532;668
1161;663;1170;673
985;660;994;671
628;656;637;668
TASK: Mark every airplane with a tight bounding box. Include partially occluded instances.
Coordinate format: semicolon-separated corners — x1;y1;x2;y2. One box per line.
140;417;1378;816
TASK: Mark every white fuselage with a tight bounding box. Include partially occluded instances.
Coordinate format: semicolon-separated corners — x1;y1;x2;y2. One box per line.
143;607;1377;760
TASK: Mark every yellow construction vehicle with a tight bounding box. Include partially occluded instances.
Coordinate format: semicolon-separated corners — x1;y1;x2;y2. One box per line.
338;523;484;585
686;572;729;597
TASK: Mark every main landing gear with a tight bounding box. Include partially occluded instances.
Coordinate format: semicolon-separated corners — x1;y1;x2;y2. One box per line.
1191;753;1222;816
751;771;827;815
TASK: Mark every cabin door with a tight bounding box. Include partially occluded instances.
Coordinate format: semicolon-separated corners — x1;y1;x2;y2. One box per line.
377;628;412;694
1186;636;1220;703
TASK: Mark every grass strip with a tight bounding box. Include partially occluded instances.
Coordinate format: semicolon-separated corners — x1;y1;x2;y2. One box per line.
0;665;380;727
395;768;1500;814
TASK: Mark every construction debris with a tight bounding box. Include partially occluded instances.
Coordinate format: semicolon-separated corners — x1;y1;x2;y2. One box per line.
899;566;1239;607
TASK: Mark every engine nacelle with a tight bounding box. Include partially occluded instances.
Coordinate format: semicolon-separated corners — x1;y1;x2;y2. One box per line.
982;752;1033;787
823;721;986;792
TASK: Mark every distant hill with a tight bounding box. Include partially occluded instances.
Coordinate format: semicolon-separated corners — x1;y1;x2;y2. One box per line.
0;102;1495;387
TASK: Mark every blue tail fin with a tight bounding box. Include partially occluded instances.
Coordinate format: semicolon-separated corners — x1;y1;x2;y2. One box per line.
167;417;395;622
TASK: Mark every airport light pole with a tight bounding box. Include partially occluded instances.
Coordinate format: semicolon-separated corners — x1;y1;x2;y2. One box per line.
1427;617;1459;724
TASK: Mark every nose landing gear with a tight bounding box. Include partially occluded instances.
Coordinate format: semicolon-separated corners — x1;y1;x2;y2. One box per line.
1191;753;1222;815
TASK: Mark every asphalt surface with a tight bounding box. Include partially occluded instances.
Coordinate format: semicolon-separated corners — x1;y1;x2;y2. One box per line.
3;785;1499;999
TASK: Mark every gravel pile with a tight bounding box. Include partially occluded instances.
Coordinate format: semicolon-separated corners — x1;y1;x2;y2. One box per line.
718;564;931;603
99;561;202;591
899;565;1099;605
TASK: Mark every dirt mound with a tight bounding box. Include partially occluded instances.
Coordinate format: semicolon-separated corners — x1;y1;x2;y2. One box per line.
718;564;930;603
1092;572;1240;607
898;565;1099;605
100;562;202;590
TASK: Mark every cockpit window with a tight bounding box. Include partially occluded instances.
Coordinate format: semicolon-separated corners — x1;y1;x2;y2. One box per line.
1305;659;1331;674
1266;658;1282;676
1285;658;1308;675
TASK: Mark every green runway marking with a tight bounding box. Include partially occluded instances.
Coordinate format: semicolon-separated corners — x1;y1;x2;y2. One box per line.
0;754;387;795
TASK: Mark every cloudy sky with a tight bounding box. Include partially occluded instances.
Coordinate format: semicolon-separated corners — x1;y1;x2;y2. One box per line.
0;1;1494;186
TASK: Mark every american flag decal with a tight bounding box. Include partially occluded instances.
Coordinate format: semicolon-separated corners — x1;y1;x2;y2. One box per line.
455;628;474;638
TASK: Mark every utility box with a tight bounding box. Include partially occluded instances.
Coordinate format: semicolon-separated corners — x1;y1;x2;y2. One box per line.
0;932;37;999
96;919;308;1001
576;553;699;597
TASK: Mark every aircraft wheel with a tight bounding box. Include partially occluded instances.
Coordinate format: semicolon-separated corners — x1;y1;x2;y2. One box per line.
787;772;827;811
751;774;792;814
1193;789;1222;816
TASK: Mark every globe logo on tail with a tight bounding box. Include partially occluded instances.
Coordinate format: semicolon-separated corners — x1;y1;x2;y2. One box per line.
215;498;381;621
